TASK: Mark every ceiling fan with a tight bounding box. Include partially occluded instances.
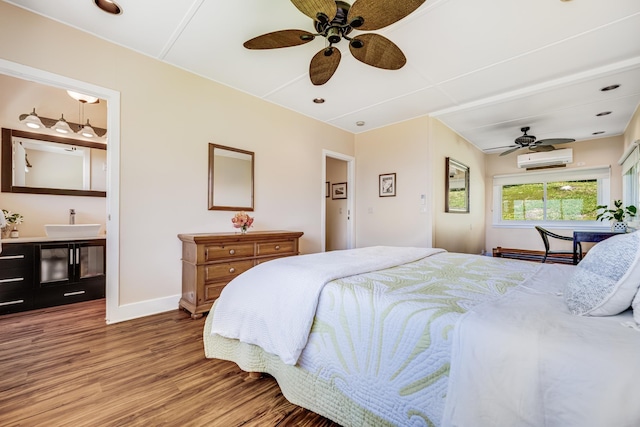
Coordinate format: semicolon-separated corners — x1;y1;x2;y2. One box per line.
499;127;576;156
243;0;425;85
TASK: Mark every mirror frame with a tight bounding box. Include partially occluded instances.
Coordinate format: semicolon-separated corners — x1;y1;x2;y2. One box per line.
208;143;254;211
1;128;107;197
445;157;470;213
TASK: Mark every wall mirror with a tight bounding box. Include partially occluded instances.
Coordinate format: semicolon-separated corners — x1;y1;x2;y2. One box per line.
445;157;469;213
208;143;254;211
1;128;107;197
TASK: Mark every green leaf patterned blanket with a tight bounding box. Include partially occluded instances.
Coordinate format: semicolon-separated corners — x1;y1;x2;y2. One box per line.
301;252;540;425
205;251;540;426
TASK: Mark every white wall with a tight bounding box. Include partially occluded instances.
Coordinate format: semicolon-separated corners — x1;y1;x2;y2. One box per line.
0;3;354;313
354;116;485;253
355;118;433;248
430;118;486;254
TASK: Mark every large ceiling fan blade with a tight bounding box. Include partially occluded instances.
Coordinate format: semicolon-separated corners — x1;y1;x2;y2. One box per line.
291;0;337;22
348;0;425;30
349;33;406;70
310;47;342;85
244;30;315;50
536;138;575;146
499;146;523;156
529;144;555;152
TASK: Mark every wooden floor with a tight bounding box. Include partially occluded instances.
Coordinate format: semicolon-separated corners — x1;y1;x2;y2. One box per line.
0;300;340;426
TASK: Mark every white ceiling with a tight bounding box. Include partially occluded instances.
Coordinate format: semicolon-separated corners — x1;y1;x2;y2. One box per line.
7;0;640;153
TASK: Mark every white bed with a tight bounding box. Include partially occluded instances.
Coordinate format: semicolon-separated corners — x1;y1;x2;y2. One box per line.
204;241;640;426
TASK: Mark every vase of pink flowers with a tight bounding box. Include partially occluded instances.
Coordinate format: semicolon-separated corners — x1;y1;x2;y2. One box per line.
231;211;254;234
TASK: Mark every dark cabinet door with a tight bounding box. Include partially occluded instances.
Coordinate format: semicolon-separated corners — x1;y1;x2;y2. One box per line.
35;239;105;308
0;243;34;314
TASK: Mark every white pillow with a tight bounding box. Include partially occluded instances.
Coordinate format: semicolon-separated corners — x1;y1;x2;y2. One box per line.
633;289;640;325
564;231;640;316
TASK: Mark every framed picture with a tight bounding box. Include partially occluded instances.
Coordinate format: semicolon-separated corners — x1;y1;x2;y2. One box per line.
379;173;396;197
326;181;330;198
332;182;347;199
445;157;469;213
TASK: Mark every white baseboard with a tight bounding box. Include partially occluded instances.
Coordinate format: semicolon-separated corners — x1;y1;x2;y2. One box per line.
106;294;181;324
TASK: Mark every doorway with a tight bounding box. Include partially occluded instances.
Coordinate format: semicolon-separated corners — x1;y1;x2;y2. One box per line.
322;150;355;252
0;58;121;323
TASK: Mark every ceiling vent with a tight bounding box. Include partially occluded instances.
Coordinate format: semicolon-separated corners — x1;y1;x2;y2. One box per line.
517;148;573;169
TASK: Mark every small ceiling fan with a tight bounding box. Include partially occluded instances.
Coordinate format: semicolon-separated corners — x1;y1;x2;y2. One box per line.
243;0;425;85
499;127;575;156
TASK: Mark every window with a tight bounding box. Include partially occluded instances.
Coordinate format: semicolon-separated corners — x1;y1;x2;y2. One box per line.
621;144;639;209
493;166;610;229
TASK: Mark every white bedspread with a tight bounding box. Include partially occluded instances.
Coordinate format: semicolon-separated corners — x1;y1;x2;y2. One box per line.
210;246;443;365
442;263;640;427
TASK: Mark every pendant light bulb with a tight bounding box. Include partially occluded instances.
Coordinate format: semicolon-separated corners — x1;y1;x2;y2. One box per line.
79;119;98;138
20;108;44;129
52;114;73;134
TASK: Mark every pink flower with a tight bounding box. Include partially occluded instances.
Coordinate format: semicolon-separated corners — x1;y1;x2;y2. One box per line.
231;212;254;229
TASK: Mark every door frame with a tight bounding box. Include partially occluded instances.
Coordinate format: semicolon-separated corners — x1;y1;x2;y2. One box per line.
322;149;355;251
0;58;121;324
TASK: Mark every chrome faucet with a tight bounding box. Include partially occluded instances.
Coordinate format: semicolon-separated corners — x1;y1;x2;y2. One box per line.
69;209;76;224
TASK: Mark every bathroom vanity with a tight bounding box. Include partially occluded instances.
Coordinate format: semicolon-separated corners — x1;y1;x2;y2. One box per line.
0;237;105;315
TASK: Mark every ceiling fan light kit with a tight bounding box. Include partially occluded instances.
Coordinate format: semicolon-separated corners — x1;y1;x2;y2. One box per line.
243;0;424;85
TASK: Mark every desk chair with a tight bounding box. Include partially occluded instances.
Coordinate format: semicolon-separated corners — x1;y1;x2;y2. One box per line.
535;226;581;263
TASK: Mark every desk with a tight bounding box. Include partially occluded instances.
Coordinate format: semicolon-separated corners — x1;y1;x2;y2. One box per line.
572;230;621;265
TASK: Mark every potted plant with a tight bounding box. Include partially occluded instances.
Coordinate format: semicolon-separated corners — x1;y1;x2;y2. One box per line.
595;200;637;233
1;209;24;238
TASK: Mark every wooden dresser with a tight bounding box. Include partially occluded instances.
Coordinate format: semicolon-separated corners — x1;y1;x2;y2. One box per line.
177;230;303;319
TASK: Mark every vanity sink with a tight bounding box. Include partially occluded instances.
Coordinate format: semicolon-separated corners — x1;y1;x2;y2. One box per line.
44;224;101;238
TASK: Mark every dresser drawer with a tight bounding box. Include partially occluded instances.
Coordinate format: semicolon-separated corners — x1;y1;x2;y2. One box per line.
256;240;296;257
204;260;254;282
204;243;254;261
0;244;33;270
35;280;105;308
0;277;33;314
204;282;227;302
0;271;29;286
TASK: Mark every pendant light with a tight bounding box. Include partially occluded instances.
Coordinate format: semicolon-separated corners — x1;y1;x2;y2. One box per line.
78;119;98;138
20;108;45;129
52;114;73;134
67;90;99;104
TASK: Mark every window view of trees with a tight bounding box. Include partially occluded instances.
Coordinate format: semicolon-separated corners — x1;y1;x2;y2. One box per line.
502;180;598;221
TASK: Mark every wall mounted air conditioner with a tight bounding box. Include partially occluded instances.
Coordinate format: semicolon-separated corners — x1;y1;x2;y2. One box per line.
517;148;573;169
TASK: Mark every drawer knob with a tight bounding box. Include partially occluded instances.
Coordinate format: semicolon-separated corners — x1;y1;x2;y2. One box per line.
275;245;280;250
229;267;236;274
229;249;235;255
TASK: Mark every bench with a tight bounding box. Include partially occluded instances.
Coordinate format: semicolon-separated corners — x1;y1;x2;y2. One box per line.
492;247;579;264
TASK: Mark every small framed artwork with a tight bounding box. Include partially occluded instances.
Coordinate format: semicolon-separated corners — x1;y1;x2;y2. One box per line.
445;157;470;213
326;181;330;198
379;173;396;197
332;182;347;199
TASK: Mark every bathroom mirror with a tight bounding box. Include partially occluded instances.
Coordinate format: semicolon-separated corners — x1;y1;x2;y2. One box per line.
1;128;107;197
445;157;469;213
208;143;254;211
